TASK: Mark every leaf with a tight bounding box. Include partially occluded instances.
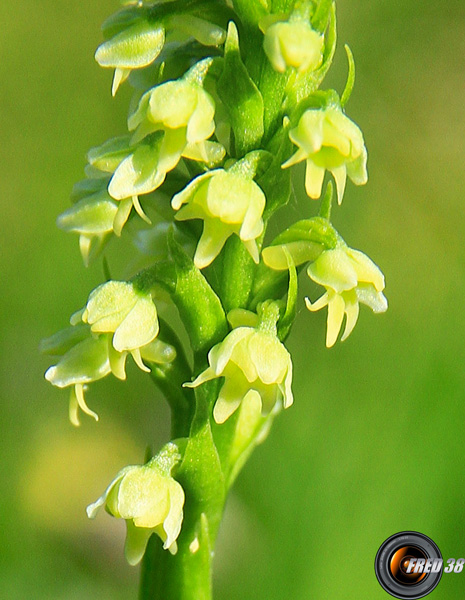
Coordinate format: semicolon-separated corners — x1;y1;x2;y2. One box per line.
217;22;264;156
178;408;225;535
268;217;339;249
220;236;258;313
232;0;269;28
168;231;228;355
277;248;298;341
101;6;150;40
340;44;355;107
311;0;334;32
87;136;134;173
70;177;110;203
259;128;293;219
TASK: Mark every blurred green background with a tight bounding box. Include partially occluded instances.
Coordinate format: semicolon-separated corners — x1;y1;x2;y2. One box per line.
1;0;465;598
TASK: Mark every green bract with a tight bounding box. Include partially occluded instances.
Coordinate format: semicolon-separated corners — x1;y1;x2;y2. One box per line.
87;443;185;565
172;169;266;269
306;246;387;347
186;325;293;423
283;105;368;204
263;19;324;74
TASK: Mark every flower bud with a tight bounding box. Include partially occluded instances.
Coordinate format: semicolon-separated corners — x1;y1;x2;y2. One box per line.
283;106;367;204
263;20;324;73
172;169;266;269
305;246;387;347
186;325;293;424
87;443;185;565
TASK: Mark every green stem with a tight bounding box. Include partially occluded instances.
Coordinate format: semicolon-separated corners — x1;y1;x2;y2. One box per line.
140;382;226;600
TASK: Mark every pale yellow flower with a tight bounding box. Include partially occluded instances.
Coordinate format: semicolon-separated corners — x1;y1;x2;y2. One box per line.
186;327;293;423
283;106;367;204
172;169;265;269
81;280;159;377
87;449;184;565
305;247;387;347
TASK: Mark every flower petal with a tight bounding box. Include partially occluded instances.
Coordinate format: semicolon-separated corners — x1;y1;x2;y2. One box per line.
112;68;130;96
124;520;154;566
113;296;159;352
193;221;231;269
184;366;217;388
108;340;127;380
341;292;359;341
171;171;215;211
305;159;325;199
95;22;165;69
356;285;388;313
45;336;111;387
213;380;245;424
248;332;289;385
163;481;185;550
86;281;137;331
118;467;170;527
113;197;133;236
74;383;99;423
291;110;324;155
331;165;347;205
186;88;215;144
307;248;358;293
346;248;385;291
242;239;260;264
209;328;253;375
109;145;165;200
305;293;329;312
148;81;197;128
326;292;346;347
